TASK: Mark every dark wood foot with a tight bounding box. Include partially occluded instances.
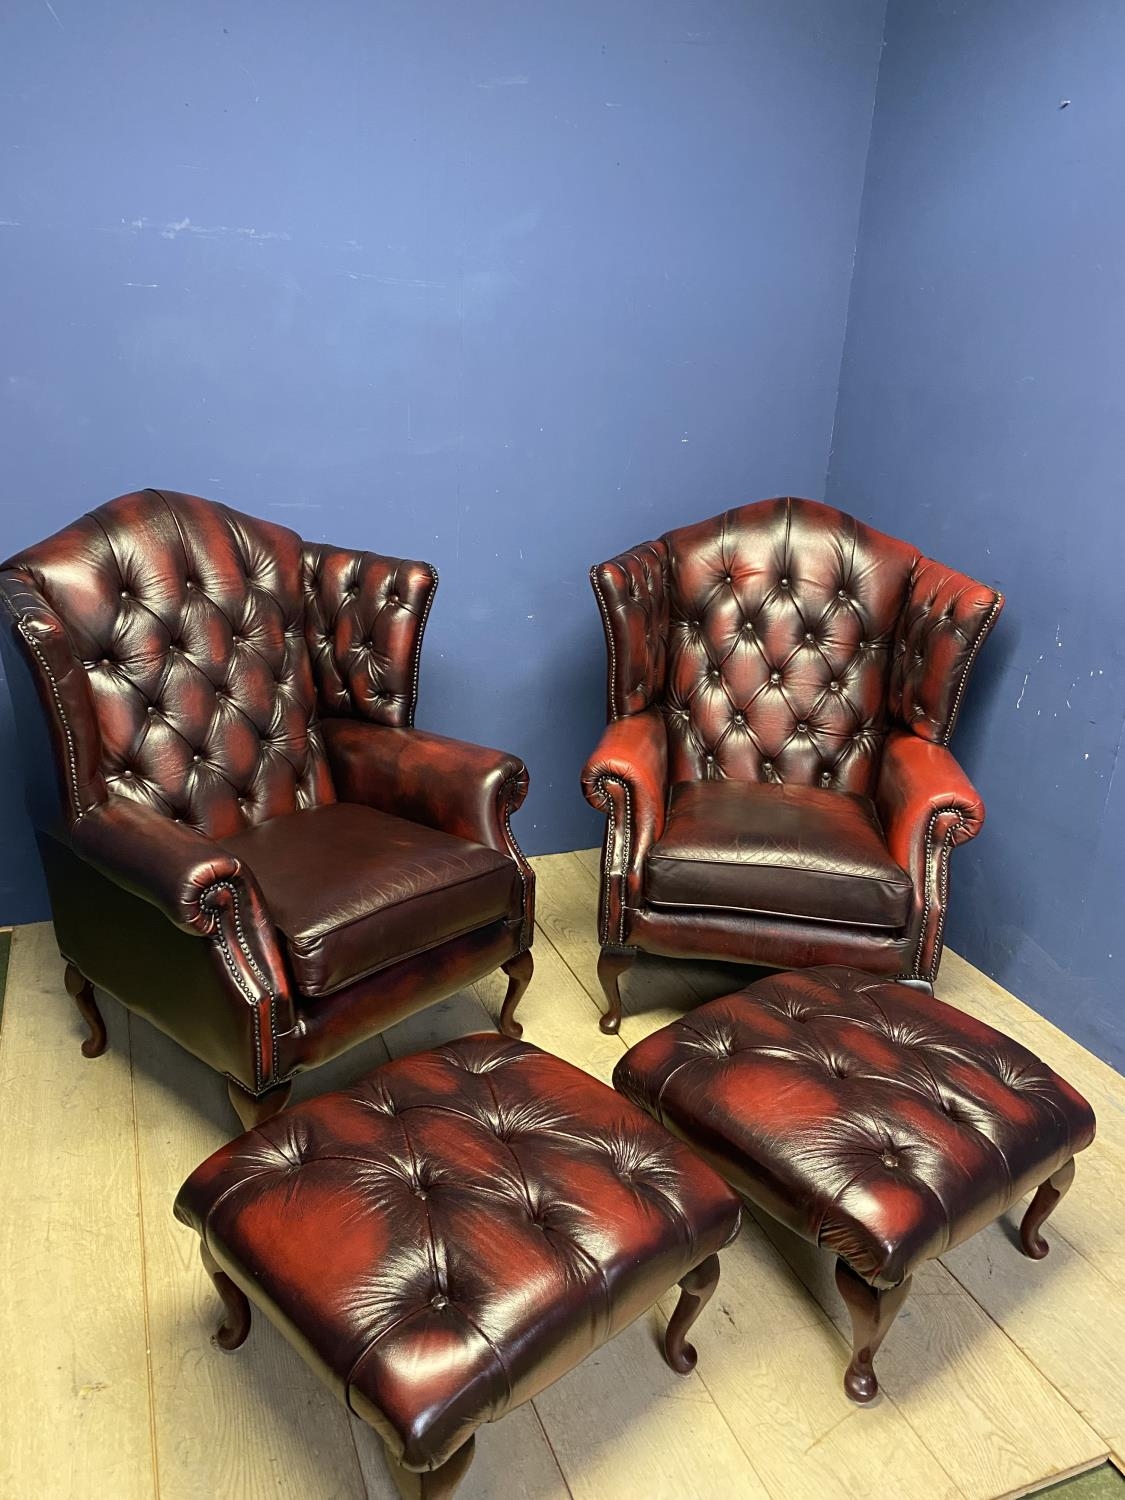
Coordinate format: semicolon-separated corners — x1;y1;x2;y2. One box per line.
597;947;636;1034
835;1259;912;1403
200;1242;251;1351
1020;1157;1076;1259
64;963;108;1058
388;1435;476;1499
227;1077;293;1131
664;1253;721;1374
498;949;533;1039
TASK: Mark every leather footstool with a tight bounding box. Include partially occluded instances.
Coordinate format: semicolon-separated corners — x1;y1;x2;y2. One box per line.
614;965;1096;1403
174;1034;741;1498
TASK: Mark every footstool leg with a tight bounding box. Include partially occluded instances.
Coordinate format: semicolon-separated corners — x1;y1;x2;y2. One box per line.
597;946;635;1034
1020;1157;1075;1259
227;1077;293;1131
498;949;533;1040
387;1435;476;1500
64;963;108;1058
664;1253;720;1374
200;1243;252;1351
835;1259;912;1404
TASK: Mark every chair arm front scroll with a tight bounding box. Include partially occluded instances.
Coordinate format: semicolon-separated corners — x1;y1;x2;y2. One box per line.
71;799;296;1048
581;707;669;946
322;719;535;942
875;729;985;983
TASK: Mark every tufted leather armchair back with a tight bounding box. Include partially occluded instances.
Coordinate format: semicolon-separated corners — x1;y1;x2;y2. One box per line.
593;498;1002;797
0;489;436;840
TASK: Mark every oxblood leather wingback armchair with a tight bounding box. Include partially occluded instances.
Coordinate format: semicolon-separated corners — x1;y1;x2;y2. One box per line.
0;489;534;1126
582;497;1002;1033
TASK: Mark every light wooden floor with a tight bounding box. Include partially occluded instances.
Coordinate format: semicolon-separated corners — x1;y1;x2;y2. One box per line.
2;849;1123;1500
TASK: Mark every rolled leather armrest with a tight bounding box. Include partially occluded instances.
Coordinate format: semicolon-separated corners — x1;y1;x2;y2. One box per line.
72;799;264;935
322;719;529;853
875;728;985;980
581;707;669;840
71;798;296;1086
582;708;669;945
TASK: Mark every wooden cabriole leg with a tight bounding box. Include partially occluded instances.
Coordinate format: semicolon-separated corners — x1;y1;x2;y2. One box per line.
498;949;533;1040
227;1077;293;1132
387;1436;476;1500
596;946;636;1034
834;1258;912;1404
1020;1157;1076;1259
663;1253;721;1374
199;1242;252;1351
64;962;108;1058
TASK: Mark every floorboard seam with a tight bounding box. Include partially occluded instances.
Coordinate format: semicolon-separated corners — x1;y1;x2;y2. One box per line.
127;1010;164;1500
940;1256;1112;1467
528;1397;578;1499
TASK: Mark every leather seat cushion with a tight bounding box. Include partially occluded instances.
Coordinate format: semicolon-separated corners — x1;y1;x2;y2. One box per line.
174;1035;742;1470
646;779;912;929
614;967;1096;1287
219;803;520;997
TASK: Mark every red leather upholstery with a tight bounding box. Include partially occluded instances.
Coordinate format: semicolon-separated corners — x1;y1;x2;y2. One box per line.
584;498;1002;993
219;804;520;997
175;1035;742;1472
614;968;1095;1289
0;490;534;1103
648;781;912;929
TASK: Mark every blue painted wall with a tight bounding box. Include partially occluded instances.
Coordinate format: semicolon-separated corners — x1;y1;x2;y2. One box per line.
828;0;1125;1068
0;0;886;923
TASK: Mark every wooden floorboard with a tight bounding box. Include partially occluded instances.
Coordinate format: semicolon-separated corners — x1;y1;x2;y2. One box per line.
0;926;154;1500
1;849;1121;1498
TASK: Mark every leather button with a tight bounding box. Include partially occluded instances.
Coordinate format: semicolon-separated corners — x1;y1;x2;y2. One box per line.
881;1153;900;1169
779;576;790;588
733;713;744;724
762;761;773;774
859;640;868;650
797;722;808;733
724;574;732;584
769;671;780;685
192;754;202;763
122;769;133;778
430;1294;448;1310
829;680;840;691
804;632;814;643
838;589;848;600
415;1188;428;1201
388;593;399;605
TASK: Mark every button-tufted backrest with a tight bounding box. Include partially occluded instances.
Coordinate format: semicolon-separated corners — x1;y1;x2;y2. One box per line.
302;543;437;727
659;498;918;794
2;489;335;838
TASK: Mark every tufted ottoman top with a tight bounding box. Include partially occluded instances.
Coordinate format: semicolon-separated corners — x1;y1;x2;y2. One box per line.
175;1034;741;1471
614;967;1095;1288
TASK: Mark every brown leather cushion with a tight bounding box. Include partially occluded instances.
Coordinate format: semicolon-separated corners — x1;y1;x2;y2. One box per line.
175;1035;742;1471
219;803;520;997
645;780;912;929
